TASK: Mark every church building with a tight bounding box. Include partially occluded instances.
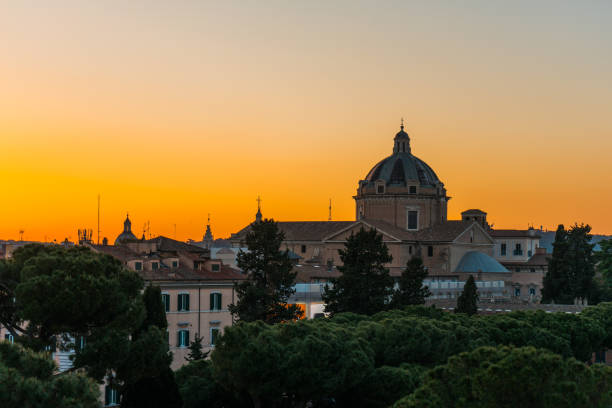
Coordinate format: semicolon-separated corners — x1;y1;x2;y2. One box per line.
230;124;530;306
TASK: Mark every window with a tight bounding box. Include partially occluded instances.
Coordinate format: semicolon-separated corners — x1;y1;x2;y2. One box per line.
134;262;142;271
500;243;507;256
530;268;536;273
172;260;178;268
409;186;417;194
408;246;413;255
301;245;306;253
210;292;222;311
162;294;170;312
514;243;523;256
152;262;158;270
377;184;385;194
4;333;14;343
528;250;532;257
211;263;220;272
514;287;521;297
210;328;220;346
407;210;418;230
105;386;119;406
177;330;189;347
515;267;521;272
529;288;536;296
427;246;434;257
595;350;606;363
178;293;190;311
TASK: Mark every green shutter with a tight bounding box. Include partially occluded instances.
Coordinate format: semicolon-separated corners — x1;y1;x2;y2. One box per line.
217;293;222;310
185;330;189;345
177;331;181;347
185;294;190;311
209;293;214;310
105;386;111;405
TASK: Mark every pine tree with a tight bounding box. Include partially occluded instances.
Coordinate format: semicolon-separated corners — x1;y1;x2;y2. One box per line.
455;275;478;315
542;223;595;304
185;334;209;361
229;219;303;324
392;257;431;308
323;227;394;316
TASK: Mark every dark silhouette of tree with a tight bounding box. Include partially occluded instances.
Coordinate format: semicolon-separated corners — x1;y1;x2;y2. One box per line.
323;227;394;316
392;257;431;308
185;334;209;362
543;224;596;304
0;341;99;408
229;219;303;324
455;275;478;315
393;346;612;408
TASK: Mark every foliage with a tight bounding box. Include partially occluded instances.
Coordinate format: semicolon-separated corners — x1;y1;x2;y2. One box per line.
0;244;143;351
581;302;612;349
392;257;431;307
543;224;596;304
323;227;394;316
0;341;99;408
211;320;375;408
595;238;612;283
455;275;478;315
176;359;236;408
229;219;303;324
393;346;612;408
186;333;210;362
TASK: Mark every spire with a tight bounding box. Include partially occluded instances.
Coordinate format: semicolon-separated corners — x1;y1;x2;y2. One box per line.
255;196;262;222
203;213;214;249
400;117;404;131
328;199;332;221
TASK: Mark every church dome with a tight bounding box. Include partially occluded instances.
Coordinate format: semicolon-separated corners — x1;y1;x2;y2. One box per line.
364;125;442;187
115;214;138;245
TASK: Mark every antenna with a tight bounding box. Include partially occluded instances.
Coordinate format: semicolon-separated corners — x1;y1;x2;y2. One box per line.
256;196;262;211
174;224;177;239
328;199;332;221
97;194;101;245
19;230;24;241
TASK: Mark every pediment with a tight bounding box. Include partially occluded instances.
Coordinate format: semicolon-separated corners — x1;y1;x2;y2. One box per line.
323;221;402;243
454;223;495;245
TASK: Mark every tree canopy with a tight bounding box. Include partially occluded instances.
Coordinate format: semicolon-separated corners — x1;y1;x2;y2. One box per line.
393;346;612;408
543;224;596;304
229;219;303;323
0;341;99;408
323;227;394;316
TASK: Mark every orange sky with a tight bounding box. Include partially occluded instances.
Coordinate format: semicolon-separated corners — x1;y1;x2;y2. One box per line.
1;1;611;242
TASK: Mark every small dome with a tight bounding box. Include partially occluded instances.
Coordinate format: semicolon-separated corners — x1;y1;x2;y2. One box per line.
454;251;509;273
115;214;138;245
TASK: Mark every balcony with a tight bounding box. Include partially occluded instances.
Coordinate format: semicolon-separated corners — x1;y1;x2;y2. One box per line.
513;249;523;256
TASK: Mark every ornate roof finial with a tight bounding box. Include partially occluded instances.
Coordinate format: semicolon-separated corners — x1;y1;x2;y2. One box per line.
400;117;404;131
207;213;211;225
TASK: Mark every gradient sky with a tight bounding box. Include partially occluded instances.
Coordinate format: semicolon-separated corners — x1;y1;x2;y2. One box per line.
1;0;611;242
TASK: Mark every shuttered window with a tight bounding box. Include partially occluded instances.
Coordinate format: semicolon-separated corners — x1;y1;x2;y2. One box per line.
178;293;190;311
161;294;170;312
210;328;220;346
210;293;222;311
177;330;189;347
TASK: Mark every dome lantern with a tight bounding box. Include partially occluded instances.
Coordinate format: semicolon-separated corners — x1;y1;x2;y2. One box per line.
393;120;411;154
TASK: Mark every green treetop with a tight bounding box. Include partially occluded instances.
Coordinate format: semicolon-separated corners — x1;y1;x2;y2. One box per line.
542;224;596;304
455;275;478;315
392;257;431;308
229;219;303;324
323;227;394;316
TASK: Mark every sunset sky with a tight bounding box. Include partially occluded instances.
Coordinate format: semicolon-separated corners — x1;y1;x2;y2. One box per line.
1;1;611;242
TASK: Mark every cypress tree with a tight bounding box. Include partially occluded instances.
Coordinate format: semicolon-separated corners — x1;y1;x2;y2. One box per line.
392;257;431;307
323;227;394;316
455;275;478;315
542;223;595;304
229;219;303;324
